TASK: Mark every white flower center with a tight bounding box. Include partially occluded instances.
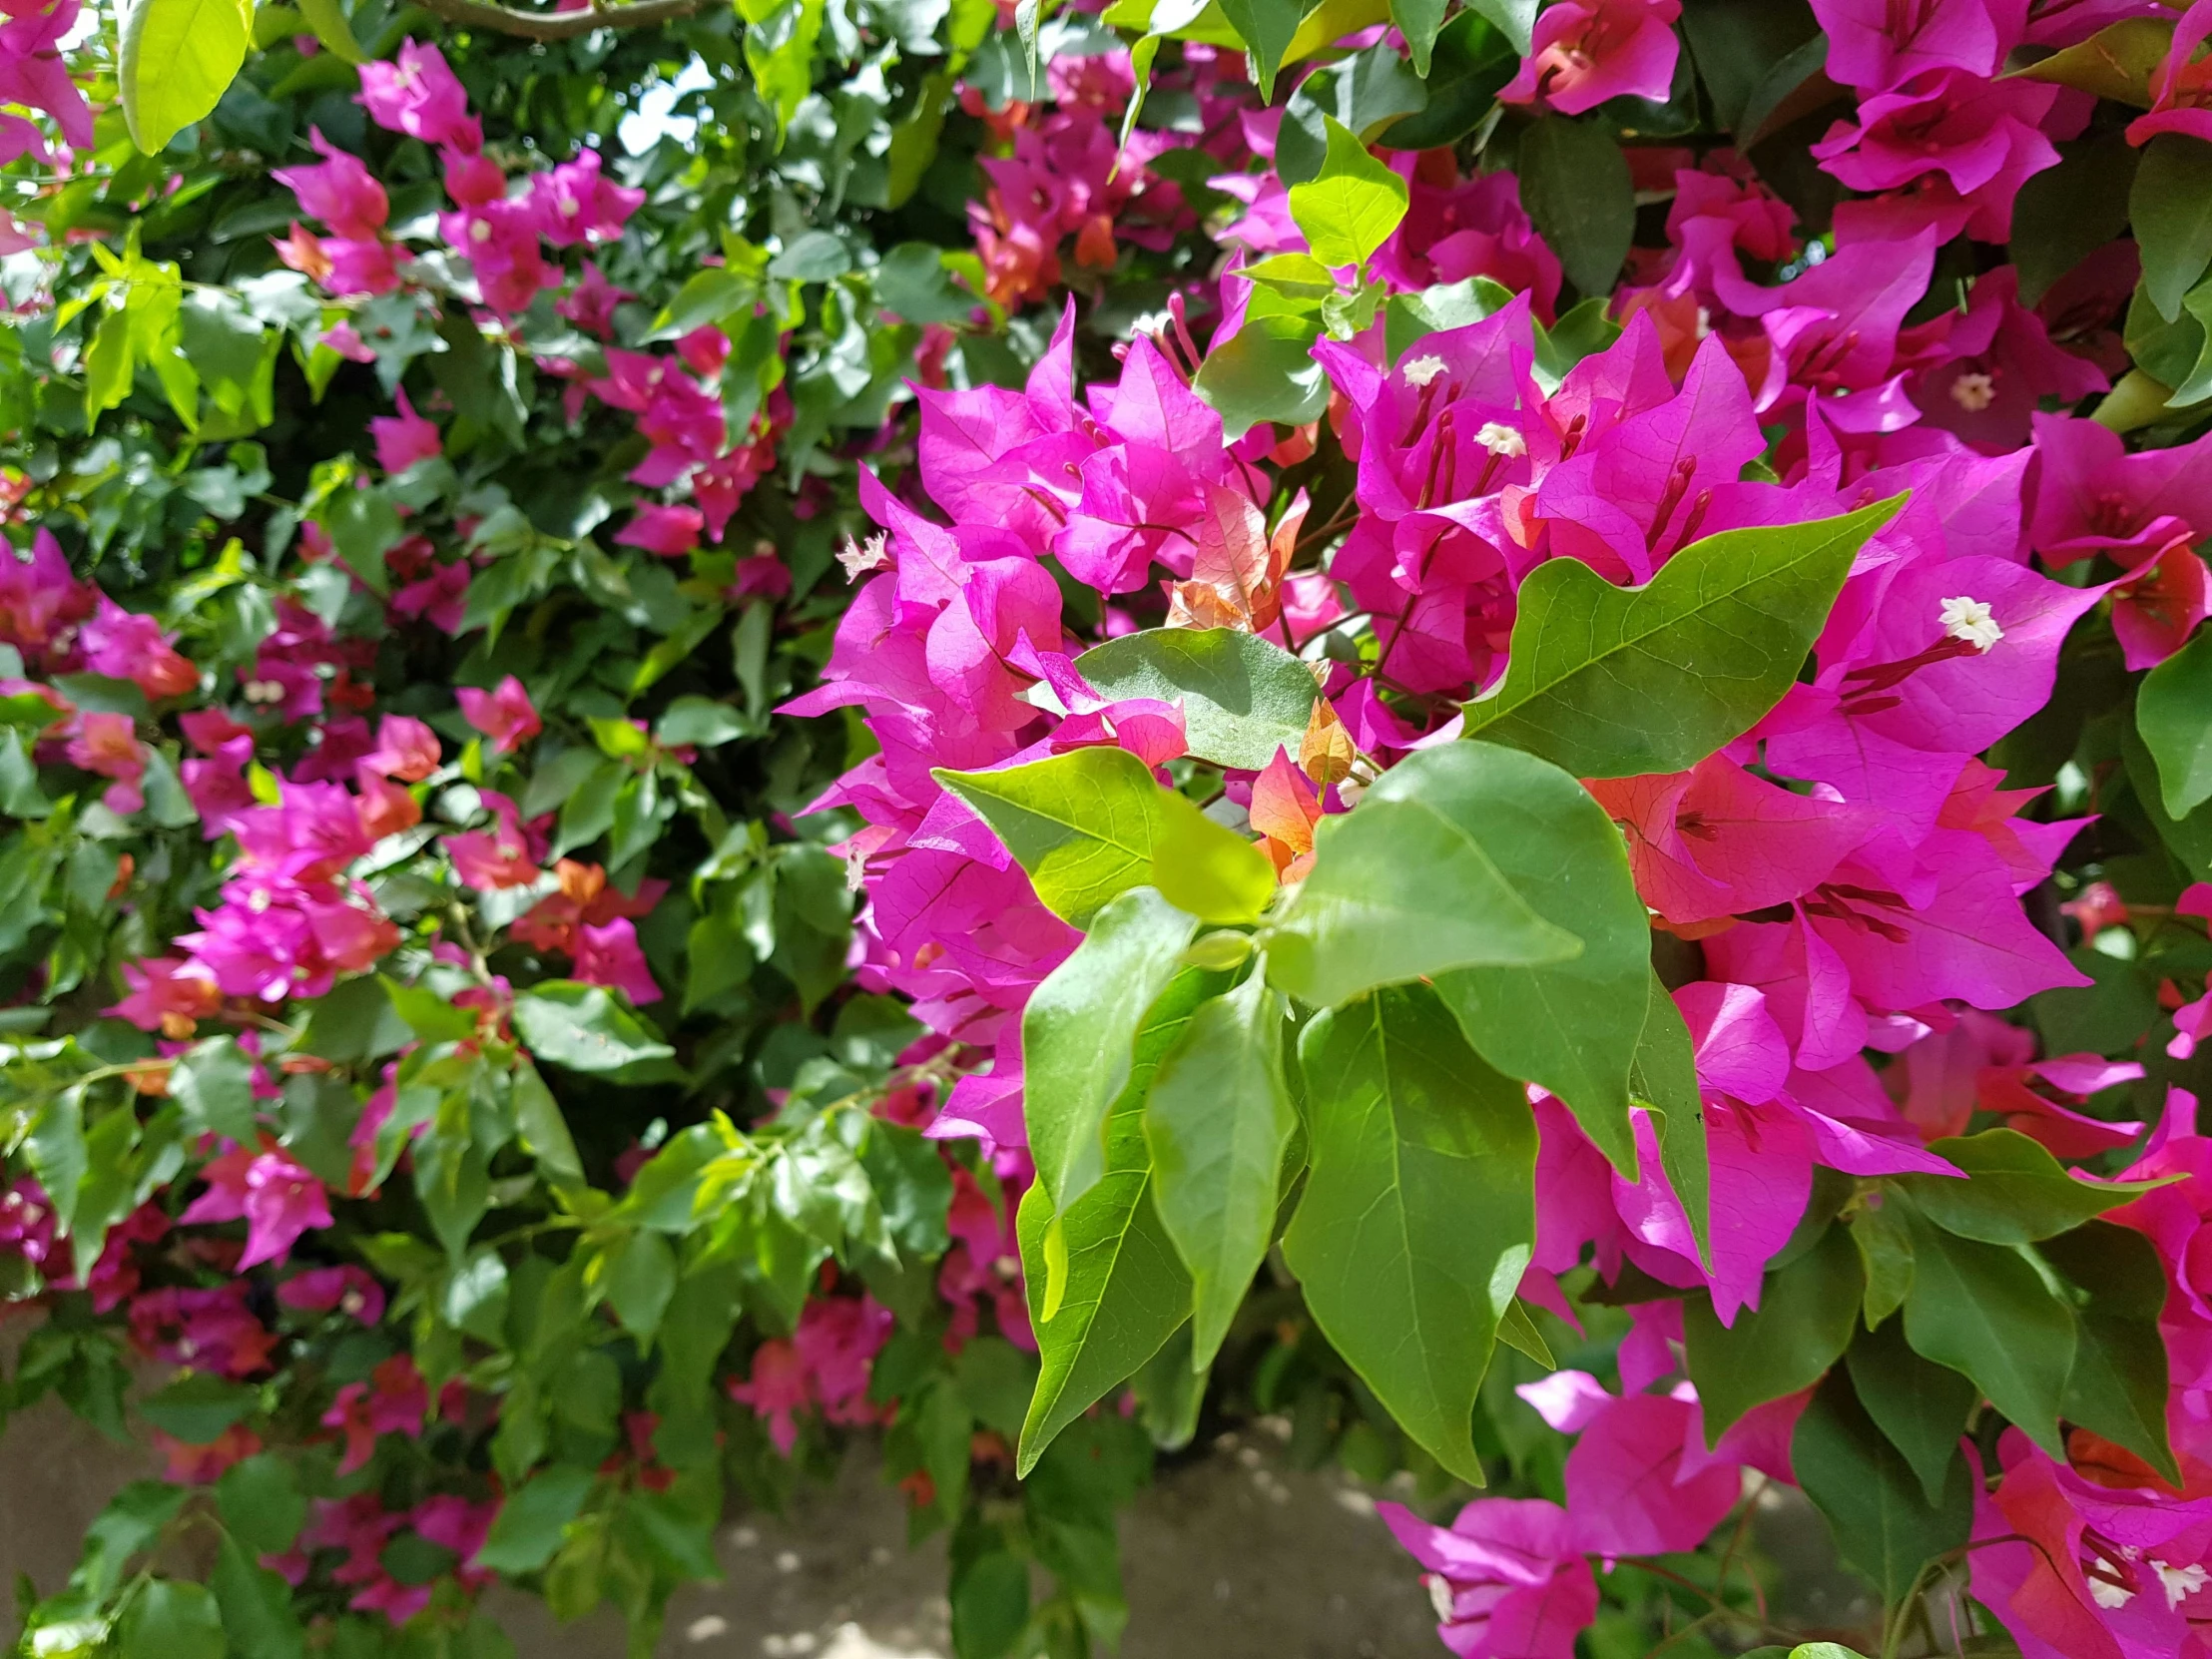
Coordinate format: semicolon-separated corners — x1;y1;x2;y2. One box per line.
1475;421;1526;458
1400;354;1446;387
2089;1578;2136;1610
1939;595;2002;652
1426;1575;1454;1622
1949;369;1996;412
2154;1559;2209;1609
469;219;492;244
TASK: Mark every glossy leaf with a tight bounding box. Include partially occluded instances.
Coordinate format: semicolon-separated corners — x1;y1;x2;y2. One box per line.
1143;971;1297;1371
1794;1369;1972;1607
1286;116;1409;269
1899;1199;2076;1457
119;1579;226;1659
511;982;678;1079
2131;132;2212;321
2011;16;2172;106
2040;1221;2180;1484
1278;739;1604;980
1015;969;1218;1475
1024;888;1199;1223
1077;629;1324;773
1897;1130;2158;1245
120;0;254;153
1845;1317;1976;1507
1851;1200;1917;1328
1282;985;1537;1486
1516;116;1634;298
937;748;1276;927
1217;0;1311;97
1196;311;1331;437
1462;497;1906;778
2140;627;2212;820
1683;1224;1863;1442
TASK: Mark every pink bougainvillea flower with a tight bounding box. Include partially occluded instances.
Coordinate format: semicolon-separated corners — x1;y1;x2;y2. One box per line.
361;713;441;783
1499;0;1684;116
1561;1387;1742;1558
356;39;480;153
615;503;704;557
107;955;222;1039
456;675;540;752
1811;0;2025;91
273;129;389;242
2028;413;2212;565
525;147;645;246
1907;267;2108;452
1378;1495;1598;1659
446;790;542;890
571;917;661;1004
0;528;87;657
278;1265;387;1327
79;595;198;700
181;1142;334;1270
368;387;441;475
2112;539;2211;671
2128;0;2212;145
64;710;148;815
321;1355;430;1475
1813;69;2061;244
129;1284;278;1378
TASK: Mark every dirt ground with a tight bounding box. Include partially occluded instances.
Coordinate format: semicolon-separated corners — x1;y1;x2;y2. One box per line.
0;1395;1444;1658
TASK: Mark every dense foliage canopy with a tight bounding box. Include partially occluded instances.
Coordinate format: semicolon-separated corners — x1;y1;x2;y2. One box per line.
2;2;2212;1658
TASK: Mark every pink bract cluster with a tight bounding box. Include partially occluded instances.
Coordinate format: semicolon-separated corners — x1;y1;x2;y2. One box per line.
275;40;780;567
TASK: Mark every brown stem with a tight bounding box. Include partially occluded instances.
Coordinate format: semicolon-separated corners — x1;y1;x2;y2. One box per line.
413;0;704;41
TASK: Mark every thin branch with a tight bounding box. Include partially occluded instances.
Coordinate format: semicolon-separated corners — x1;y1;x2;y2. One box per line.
413;0;706;42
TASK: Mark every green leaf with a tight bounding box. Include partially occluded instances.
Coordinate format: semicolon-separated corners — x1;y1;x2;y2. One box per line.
2009;129;2140;305
1283;985;1536;1486
1265;744;1588;1008
648;269;755;339
603;1231;678;1347
2132;133;2212;321
1845;1317;1976;1508
1024;888;1199;1225
1143;972;1297;1370
1517;116;1634;297
937;747;1276;927
1794;1369;1971;1607
217;1454;304;1557
1463;497;1906;777
211;1528;305;1659
1683;1224;1863;1442
140;1373;258;1443
169;1036;260;1145
1286;115;1409;269
1074;628;1323;773
2010;15;2173;104
474;1465;598;1574
2140;626;2212;821
378;974;480;1044
1467;0;1536;53
1299;743;1657;1177
1631;969;1712;1264
1217;0;1309;97
1191;313;1330;440
119;1579;226;1659
1389;0;1445;75
1899;1199;2076;1457
1896;1129;2159;1245
511;981;678;1078
511;1060;585;1189
293;0;365;61
120;0;254;152
1851;1200;1917;1328
2040;1221;2180;1484
1015;970;1215;1475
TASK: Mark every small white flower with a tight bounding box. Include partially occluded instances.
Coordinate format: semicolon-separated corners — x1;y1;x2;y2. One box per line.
1695;304;1713;339
1426;1575;1454;1622
2153;1559;2209;1609
1475;421;1526;458
1939;595;2003;652
836;531;890;582
2089;1578;2137;1610
468;218;493;244
1949;369;1997;412
1400;353;1447;387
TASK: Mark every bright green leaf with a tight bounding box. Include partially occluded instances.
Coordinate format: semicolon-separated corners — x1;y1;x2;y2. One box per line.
1286;115;1409;270
1283;985;1536;1486
1143;972;1297;1371
120;0;254;153
1462;497;1907;778
2141;625;2212;821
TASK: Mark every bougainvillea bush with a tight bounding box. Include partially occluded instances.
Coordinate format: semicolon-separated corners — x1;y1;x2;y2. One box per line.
4;0;2212;1655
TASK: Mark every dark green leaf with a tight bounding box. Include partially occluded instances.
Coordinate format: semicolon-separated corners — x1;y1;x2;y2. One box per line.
2040;1221;2179;1484
140;1373;258;1444
217;1453;303;1557
1282;984;1537;1486
2009;129;2140;304
1144;972;1297;1369
1897;1129;2158;1245
1845;1317;1976;1507
1900;1199;2075;1457
1851;1200;1916;1328
1794;1369;1971;1606
2141;627;2212;820
1683;1224;1862;1441
1462;498;1906;777
1517;117;1634;297
2132;133;2212;320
